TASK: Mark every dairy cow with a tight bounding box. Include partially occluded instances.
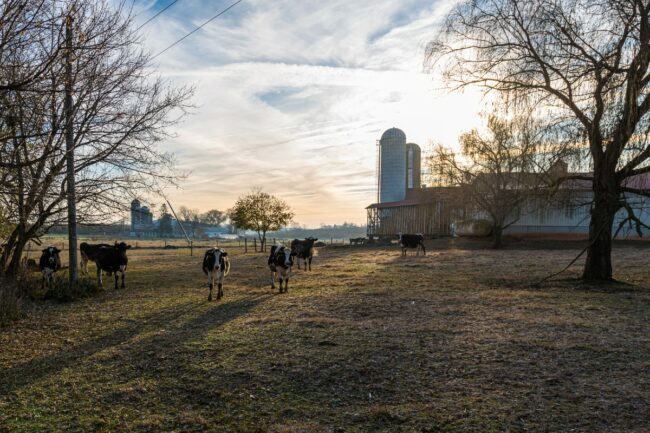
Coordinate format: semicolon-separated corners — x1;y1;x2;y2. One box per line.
95;242;131;289
79;242;111;275
202;247;230;301
268;245;296;293
290;237;317;271
39;247;62;290
398;233;425;256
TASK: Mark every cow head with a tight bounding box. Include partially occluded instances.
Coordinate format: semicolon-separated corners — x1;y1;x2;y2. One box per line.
41;247;62;270
114;242;131;268
212;248;227;263
276;246;295;268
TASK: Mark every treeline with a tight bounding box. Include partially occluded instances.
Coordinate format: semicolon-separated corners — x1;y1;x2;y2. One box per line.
270;223;366;240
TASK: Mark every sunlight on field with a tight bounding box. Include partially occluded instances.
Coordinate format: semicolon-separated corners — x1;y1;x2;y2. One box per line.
2;241;650;432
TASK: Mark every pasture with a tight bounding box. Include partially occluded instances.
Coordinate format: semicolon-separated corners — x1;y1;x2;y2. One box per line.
1;240;650;432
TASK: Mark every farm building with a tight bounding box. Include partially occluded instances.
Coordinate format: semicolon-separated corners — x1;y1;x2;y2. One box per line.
366;128;650;239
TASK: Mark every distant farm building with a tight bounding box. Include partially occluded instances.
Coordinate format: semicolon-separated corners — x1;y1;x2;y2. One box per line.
130;199;155;237
366;128;650;239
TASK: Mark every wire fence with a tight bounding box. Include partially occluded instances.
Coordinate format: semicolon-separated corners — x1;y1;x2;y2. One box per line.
27;236;367;257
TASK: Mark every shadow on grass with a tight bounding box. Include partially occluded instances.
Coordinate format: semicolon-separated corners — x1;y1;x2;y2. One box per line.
0;295;270;395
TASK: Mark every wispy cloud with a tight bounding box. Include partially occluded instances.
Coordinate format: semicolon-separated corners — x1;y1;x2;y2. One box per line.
131;0;481;226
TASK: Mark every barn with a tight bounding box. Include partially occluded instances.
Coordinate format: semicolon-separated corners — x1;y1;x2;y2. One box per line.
366;128;650;239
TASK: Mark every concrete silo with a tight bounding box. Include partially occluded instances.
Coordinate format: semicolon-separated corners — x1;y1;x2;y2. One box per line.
378;127;407;203
406;143;421;189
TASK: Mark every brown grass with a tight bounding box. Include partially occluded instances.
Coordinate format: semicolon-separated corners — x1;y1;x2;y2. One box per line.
1;239;650;432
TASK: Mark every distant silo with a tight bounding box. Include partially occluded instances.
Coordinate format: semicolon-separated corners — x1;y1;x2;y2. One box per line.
379;127;407;203
406;143;421;189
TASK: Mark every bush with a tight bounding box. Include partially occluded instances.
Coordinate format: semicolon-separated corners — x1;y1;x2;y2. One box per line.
43;272;101;302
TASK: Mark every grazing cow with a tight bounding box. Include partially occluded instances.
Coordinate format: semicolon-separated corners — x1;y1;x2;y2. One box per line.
79;242;111;275
95;242;131;289
398;233;426;256
202;248;230;301
290;237;317;271
268;245;296;293
39;247;62;290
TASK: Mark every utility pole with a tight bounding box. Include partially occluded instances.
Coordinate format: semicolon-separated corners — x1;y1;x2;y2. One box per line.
65;9;78;287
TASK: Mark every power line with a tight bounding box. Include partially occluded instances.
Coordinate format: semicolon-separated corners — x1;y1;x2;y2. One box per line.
150;0;243;61
136;0;180;32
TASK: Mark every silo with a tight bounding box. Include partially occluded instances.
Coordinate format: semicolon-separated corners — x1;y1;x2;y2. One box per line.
406;143;421;189
130;199;141;230
379;127;407;203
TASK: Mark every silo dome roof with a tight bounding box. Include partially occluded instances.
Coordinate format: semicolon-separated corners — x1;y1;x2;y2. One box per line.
380;127;406;142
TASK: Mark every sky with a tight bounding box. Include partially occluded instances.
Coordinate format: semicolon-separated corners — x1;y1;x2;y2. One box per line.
132;0;483;227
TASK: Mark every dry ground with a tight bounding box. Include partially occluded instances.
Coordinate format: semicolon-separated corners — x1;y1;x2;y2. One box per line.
2;239;650;432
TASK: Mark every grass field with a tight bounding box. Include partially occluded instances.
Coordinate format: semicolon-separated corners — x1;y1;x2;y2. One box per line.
2;239;650;432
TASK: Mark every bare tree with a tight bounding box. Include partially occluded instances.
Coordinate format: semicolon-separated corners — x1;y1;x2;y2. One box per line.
229;189;294;251
0;0;192;276
429;113;561;248
429;0;650;280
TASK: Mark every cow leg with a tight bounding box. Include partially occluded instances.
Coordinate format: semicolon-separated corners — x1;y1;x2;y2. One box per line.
114;273;119;290
97;267;103;288
421;243;426;256
41;274;45;291
121;271;126;289
208;271;213;301
308;257;312;271
271;271;276;290
217;271;224;299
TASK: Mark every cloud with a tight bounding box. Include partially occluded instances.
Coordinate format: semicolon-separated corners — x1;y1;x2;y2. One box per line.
131;0;481;226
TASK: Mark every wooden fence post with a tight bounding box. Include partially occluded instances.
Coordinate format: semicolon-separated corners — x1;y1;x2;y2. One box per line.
244;238;248;253
254;238;257;252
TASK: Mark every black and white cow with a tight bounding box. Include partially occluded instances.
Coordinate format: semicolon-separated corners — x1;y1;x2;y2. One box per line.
268;245;296;293
290;237;318;271
79;242;111;275
398;233;426;256
39;246;62;290
95;242;131;289
202;248;230;301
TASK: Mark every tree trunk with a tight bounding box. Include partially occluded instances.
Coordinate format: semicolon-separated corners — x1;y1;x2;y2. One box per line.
582;184;619;281
492;225;503;249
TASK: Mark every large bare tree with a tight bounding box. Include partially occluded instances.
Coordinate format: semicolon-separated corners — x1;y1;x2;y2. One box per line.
0;0;192;276
429;0;650;280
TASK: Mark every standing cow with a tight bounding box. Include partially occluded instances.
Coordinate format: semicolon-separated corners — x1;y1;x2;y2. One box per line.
39;247;62;290
79;242;111;275
202;247;230;301
95;242;131;289
290;237;318;271
268;245;296;293
398;233;426;256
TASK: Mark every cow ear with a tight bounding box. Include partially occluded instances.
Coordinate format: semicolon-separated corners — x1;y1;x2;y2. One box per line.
314;238;318;241
126;245;132;249
55;248;61;253
42;248;48;253
291;252;297;256
221;252;228;256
